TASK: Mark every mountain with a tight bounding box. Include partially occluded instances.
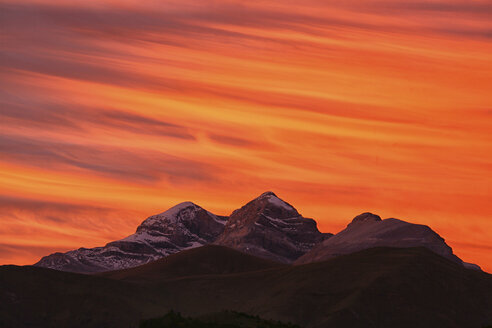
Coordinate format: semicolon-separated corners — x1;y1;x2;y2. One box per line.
2;246;492;328
295;212;477;269
214;192;332;263
34;202;228;273
33;194;478;273
100;244;284;282
34;191;330;273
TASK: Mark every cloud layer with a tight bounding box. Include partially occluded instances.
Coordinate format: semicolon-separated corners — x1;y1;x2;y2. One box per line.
1;0;491;271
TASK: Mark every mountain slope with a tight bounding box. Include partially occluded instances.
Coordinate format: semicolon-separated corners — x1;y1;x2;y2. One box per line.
214;192;331;263
34;202;227;273
295;212;474;268
0;265;147;328
2;246;492;328
148;247;492;328
101;244;284;282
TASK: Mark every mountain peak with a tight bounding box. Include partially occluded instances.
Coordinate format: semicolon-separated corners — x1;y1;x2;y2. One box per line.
215;192;328;263
253;191;295;212
349;212;382;226
137;202;201;230
152;201;199;218
160;201;200;214
259;191;278;198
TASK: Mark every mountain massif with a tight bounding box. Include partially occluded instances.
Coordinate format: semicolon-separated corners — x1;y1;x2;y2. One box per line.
34;191;478;273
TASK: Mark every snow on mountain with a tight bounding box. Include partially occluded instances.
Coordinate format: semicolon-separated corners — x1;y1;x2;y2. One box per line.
214;191;332;263
34;202;227;273
295;212;477;269
34;194;480;274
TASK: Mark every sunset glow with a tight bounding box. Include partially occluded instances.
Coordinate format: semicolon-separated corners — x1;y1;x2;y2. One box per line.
1;0;491;271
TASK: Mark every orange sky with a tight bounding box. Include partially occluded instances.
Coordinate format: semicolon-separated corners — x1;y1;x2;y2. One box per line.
1;0;491;271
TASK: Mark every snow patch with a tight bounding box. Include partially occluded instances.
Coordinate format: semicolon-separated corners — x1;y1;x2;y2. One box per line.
265;194;294;211
119;231;170;243
212;214;227;225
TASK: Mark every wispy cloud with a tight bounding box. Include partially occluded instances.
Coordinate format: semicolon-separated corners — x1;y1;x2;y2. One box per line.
0;133;212;183
0;99;195;139
0;0;491;271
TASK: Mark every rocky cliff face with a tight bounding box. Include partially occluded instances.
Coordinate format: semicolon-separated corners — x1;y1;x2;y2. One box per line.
214;192;331;263
34;202;227;273
295;212;469;267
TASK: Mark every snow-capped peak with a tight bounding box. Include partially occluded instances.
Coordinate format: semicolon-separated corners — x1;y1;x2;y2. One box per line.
215;191;327;263
138;202;202;228
258;191;294;211
155;201;199;217
259;191;278;198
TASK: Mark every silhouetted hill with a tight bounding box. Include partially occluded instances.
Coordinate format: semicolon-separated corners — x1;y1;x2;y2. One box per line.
129;246;492;328
101;245;284;282
0;265;146;328
2;246;492;328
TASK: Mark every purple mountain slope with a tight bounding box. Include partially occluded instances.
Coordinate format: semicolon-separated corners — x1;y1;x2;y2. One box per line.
296;212;481;270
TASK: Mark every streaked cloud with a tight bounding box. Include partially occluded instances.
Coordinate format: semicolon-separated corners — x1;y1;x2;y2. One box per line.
0;0;491;271
0;133;213;183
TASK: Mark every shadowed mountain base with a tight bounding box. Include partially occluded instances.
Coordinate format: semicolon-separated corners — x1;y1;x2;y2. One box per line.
100;245;284;282
1;246;491;328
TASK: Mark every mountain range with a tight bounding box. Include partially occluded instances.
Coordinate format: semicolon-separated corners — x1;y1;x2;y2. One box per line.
34;191;479;273
3;191;490;327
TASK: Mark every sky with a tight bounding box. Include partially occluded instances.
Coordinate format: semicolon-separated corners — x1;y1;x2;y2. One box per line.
0;0;491;271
